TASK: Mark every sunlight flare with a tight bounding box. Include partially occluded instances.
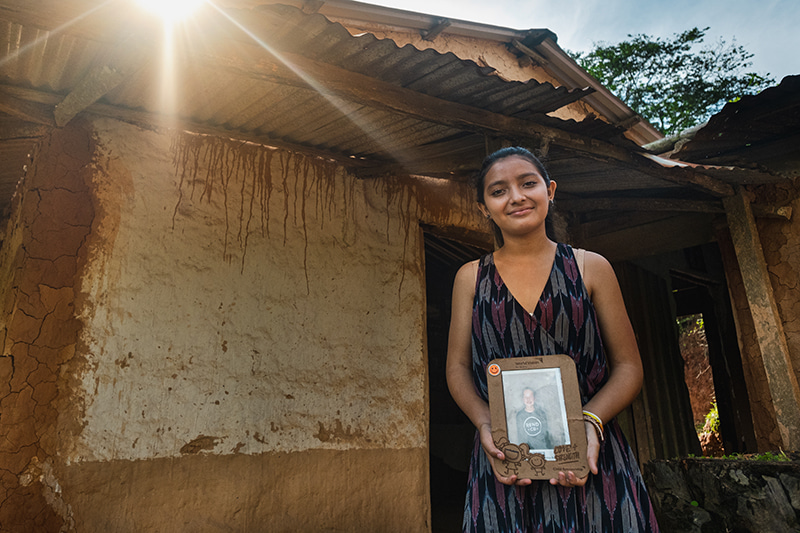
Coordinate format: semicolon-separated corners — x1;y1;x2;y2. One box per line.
135;0;206;22
208;3;414;166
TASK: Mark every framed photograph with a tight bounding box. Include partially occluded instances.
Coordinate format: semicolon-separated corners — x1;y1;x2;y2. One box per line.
486;354;589;480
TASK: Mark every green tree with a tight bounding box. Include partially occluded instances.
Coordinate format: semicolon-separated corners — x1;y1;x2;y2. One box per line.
571;27;774;136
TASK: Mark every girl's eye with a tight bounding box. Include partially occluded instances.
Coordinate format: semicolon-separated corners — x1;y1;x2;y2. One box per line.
490;189;504;196
523;181;536;187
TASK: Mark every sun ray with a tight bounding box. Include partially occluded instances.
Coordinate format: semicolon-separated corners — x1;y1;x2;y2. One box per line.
0;0;116;69
206;2;414;167
135;0;206;23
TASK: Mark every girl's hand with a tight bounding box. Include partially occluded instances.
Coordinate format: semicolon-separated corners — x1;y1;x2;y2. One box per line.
549;420;600;487
478;423;532;486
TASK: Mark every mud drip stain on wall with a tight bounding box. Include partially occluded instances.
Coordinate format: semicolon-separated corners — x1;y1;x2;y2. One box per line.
168;131;441;303
170;132;347;287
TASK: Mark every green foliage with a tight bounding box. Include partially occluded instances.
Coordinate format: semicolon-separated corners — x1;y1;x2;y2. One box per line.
677;314;704;336
683;450;793;461
716;450;791;462
703;401;719;433
570;27;774;136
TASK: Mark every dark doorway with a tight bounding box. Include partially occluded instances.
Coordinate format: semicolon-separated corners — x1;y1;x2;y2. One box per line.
670;243;757;454
424;231;489;533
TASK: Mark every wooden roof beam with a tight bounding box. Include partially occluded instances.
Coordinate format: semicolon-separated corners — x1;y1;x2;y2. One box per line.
54;64;129;127
0;83;376;168
557;197;724;214
558;197;790;219
54;40;150;127
0;116;49;139
0;87;55;126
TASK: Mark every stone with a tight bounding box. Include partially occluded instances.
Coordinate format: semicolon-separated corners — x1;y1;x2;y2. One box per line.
644;458;800;533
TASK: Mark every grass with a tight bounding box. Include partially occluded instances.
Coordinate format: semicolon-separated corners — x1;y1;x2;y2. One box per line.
685;450;793;462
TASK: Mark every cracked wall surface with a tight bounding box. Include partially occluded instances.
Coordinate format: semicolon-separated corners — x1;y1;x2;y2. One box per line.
755;182;800;388
0;119;94;531
720;180;800;451
0;116;483;532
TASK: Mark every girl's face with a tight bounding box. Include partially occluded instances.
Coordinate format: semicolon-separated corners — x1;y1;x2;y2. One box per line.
479;155;556;238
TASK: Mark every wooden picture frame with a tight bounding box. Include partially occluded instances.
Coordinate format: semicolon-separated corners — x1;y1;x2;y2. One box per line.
486;354;589;480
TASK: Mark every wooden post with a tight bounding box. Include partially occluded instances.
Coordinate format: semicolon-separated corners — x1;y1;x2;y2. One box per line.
723;189;800;450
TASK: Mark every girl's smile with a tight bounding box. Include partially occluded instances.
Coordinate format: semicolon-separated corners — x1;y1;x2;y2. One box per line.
479;156;556;231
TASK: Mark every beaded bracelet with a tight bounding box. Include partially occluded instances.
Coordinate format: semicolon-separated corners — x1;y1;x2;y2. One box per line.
583;410;604;441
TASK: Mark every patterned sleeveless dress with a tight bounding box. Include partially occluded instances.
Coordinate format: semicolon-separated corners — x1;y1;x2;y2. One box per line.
464;243;659;532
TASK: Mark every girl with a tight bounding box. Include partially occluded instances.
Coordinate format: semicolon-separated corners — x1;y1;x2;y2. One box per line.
446;147;659;532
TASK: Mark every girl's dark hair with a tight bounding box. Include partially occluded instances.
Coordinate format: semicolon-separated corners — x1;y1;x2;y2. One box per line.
474;147;553;247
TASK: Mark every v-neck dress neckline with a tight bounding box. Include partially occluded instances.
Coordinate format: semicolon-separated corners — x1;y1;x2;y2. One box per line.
488;249;557;319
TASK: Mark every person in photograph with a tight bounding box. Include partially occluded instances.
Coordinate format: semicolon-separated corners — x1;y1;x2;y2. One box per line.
446;147;658;532
514;387;561;450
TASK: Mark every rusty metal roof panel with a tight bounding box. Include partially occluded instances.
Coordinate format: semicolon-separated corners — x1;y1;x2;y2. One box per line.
246;5;594;116
674;75;800;179
0;1;641;191
546;155;683;195
0;22;96;92
34;3;604;163
0;2;618;161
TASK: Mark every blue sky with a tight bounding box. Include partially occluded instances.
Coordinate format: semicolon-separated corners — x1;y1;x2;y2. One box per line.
367;0;798;83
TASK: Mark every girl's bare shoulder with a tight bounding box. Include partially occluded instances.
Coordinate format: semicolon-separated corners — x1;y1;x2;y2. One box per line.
582;250;620;297
453;259;481;294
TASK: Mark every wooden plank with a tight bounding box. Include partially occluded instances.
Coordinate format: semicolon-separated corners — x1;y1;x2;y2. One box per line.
53;37;150;127
54;65;130;126
723;189;800;450
580;213;716;262
558;197;724;214
0;117;49;139
0;87;55;126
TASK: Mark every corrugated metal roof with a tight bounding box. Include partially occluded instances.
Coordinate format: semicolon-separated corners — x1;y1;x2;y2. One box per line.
0;3;634;192
0;3;611;159
0;0;784;258
674;75;800;179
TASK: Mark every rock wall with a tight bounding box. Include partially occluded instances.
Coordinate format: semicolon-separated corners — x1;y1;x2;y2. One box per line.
644;457;800;533
0;116;483;532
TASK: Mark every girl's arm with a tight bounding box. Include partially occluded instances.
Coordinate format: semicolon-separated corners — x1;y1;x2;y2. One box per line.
552;251;640;487
445;260;530;486
581;251;644;425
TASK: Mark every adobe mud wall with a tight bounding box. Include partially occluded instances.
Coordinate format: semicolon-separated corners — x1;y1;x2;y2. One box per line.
0;118;94;531
719;181;800;451
0;116;484;532
755;182;800;393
